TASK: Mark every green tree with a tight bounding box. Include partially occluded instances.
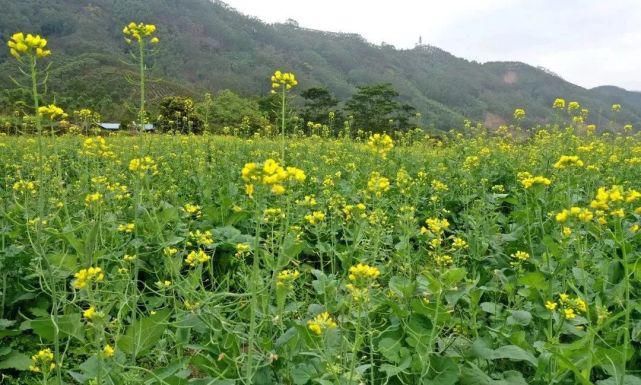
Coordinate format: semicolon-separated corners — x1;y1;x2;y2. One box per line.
197;90;266;133
393;103;418;131
346;83;400;132
156;96;203;134
300;87;339;126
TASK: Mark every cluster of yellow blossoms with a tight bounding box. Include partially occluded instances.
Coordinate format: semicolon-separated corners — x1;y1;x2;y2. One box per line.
348;263;381;283
431;179;449;192
129;156;158;177
72;267;104;289
590;185;641;211
297;195;317;207
276;269;301;289
189;230;214;247
555;206;594;223
38;104;67;120
123;22;159;44
74;108;95;120
118;223;135;233
185;249;210;267
183;203;202;217
552;98;566;109
304;211;326;225
83;306;102;321
80;137;115;159
367;134;394;159
263;208;285;222
513;108;526;120
511;251;530;261
84;192;103;206
13;180;36;193
421;217;450;236
345;263;380;300
510;251;530;268
8;32;51;59
567;101;581;112
241;159;306;197
545;293;587;320
102;344;115;358
584;185;641;221
342;203;367;221
29;348;55;373
367;172;390;198
517;172;551;189
553;155;584;169
307;311;337;335
271;70;298;90
235;243;251;257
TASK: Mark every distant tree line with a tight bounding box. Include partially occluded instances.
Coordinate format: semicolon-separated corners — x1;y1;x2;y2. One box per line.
151;83;420;135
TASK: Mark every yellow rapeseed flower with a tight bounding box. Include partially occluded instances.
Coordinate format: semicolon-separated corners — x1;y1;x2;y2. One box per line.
513;108;526;120
72;267;104;289
123;22;158;44
29;348;55;373
367;134;394;159
545;301;558;311
367;172;390;198
304;211;326;225
553;155;584;169
8;32;51;60
185;249;210;267
271;70;298;90
552;98;566;109
307;312;337;335
102;344;115;358
276;269;301;289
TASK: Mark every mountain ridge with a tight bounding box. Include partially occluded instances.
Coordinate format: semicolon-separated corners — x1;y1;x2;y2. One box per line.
0;0;639;130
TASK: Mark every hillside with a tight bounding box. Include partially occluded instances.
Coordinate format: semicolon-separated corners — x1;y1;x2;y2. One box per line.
1;0;640;129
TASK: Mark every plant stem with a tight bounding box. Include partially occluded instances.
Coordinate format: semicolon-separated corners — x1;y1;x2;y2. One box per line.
139;40;146;133
281;85;286;162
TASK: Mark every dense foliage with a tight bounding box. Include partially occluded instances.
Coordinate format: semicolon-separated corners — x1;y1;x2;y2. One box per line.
1;128;641;384
1;0;640;129
156;96;204;134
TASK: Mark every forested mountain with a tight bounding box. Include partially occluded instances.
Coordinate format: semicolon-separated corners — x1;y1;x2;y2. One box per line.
1;0;639;130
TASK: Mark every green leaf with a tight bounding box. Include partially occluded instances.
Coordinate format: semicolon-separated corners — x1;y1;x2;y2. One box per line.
280;232;305;261
30;314;84;342
388;276;415;299
0;352;31;371
291;362;317;384
441;268;467;286
460;364;528;385
378;337;403;364
380;355;410;377
47;253;79;273
0;319;16;329
480;302;503;315
117;309;171;356
517;272;548;290
597;376;641;385
492;345;538;367
506;310;532;326
423;356;458;385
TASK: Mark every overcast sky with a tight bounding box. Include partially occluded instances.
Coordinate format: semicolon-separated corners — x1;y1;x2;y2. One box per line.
223;0;641;91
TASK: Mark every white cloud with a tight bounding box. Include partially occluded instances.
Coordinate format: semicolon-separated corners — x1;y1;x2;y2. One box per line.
223;0;641;90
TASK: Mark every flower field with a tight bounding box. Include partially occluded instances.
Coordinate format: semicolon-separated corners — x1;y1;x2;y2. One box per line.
1;130;640;385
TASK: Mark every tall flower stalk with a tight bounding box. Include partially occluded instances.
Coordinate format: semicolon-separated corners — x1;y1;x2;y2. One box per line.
123;22;159;133
7;32;52;217
270;70;298;161
7;33;51;136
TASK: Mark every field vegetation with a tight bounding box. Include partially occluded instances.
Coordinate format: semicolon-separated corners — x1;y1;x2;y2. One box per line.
1;21;640;385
